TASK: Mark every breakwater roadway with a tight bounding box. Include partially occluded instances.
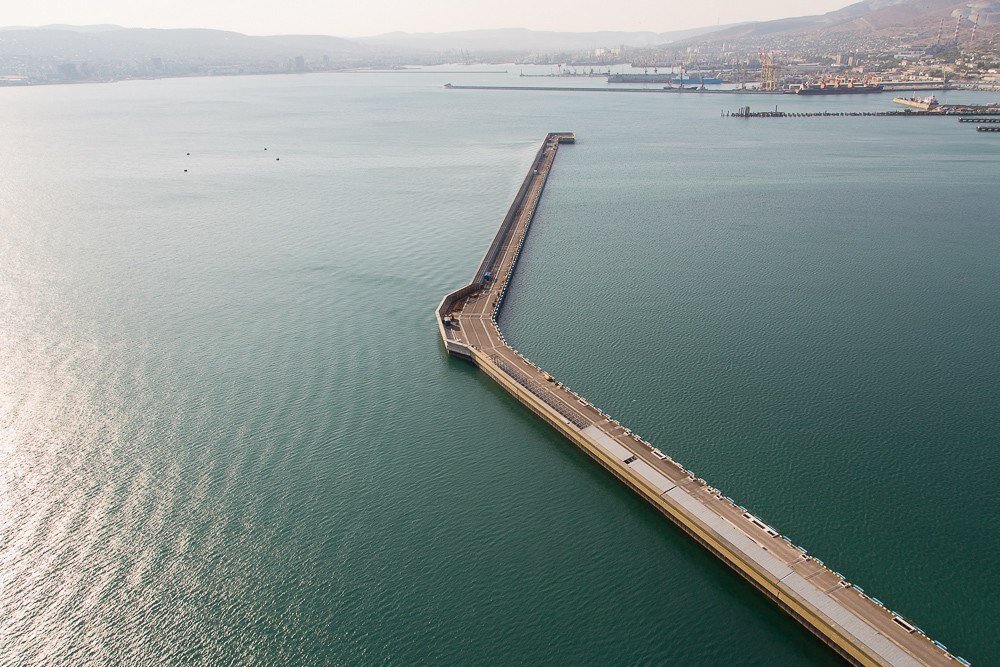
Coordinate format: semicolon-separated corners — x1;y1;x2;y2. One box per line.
436;133;969;667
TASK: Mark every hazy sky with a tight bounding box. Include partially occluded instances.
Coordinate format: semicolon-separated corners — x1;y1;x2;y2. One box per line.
8;0;854;37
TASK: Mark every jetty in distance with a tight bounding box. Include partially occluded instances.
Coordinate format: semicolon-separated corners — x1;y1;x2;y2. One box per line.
435;133;969;666
443;83;774;94
726;103;1000;119
442;83;955;95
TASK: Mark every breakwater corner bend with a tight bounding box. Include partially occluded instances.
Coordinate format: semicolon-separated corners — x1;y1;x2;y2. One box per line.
434;132;966;667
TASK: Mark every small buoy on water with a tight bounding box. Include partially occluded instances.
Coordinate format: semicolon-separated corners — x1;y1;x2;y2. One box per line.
186;152;190;156
276;158;280;161
264;147;268;151
184;169;188;172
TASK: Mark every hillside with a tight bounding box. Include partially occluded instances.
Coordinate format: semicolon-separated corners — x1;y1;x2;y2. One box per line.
668;0;1000;48
0;26;370;62
357;26;736;53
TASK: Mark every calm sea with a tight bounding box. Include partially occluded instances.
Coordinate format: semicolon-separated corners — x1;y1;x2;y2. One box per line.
1;69;997;665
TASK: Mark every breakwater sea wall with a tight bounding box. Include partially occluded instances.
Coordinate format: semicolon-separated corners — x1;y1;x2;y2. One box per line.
435;133;969;667
727;104;1000;118
443;84;954;96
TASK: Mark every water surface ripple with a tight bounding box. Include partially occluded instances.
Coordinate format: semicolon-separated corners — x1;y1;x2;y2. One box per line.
0;71;996;665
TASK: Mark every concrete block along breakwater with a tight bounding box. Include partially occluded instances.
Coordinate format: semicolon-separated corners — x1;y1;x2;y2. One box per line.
436;134;969;667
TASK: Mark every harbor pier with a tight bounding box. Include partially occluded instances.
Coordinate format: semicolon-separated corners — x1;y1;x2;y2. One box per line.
435;134;967;666
728;105;1000;118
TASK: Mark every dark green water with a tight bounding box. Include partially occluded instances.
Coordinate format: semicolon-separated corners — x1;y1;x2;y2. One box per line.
0;70;996;665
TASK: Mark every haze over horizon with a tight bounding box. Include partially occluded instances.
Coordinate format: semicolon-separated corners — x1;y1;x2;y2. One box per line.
8;0;856;38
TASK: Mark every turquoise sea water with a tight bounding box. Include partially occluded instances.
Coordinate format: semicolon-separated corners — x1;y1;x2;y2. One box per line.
0;70;997;665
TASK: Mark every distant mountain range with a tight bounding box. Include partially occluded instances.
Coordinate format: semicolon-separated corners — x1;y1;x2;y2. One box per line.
0;26;369;62
355;26;735;53
0;24;126;33
671;0;1000;47
2;0;996;71
0;24;736;65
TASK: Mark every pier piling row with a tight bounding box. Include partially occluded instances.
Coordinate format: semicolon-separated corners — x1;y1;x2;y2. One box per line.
435;133;967;667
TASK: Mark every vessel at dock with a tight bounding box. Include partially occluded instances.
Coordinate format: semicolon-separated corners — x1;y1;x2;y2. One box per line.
608;73;673;83
894;96;939;110
608;73;723;85
673;76;722;84
796;81;885;95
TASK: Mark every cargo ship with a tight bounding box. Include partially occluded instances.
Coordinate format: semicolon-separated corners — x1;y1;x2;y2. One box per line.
608;73;722;85
795;81;884;95
607;74;674;83
673;76;722;84
893;95;939;110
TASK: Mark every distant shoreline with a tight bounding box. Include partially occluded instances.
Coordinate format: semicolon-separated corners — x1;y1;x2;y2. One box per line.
2;69;995;94
0;67;509;90
335;69;509;74
442;83;961;95
444;83;767;94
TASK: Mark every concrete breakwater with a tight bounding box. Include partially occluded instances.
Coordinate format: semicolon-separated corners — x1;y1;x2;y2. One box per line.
435;133;968;666
444;83;775;94
443;84;953;96
728;105;1000;118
